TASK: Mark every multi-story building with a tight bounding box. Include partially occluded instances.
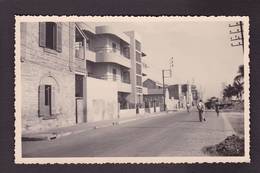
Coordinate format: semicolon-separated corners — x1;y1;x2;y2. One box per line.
20;22;147;133
167;83;199;108
143;78;164;110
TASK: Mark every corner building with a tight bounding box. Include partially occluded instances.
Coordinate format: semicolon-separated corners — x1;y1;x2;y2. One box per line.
20;22;147;133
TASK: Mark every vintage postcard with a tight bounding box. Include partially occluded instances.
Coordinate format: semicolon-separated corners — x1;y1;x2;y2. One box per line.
15;16;250;164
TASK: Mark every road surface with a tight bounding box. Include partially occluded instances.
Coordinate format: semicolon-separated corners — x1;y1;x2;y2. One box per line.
22;110;233;157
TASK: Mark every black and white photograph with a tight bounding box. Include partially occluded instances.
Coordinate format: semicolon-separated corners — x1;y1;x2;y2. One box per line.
15;16;250;163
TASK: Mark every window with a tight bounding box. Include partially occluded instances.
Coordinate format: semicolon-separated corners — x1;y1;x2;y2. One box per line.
136;63;142;75
136;76;142;86
39;22;62;52
136;52;141;62
112;42;117;52
135;40;141;51
75;28;85;59
122;46;130;58
75;74;84;97
46;22;57;49
121;70;130;83
44;85;51;106
113;69;117;81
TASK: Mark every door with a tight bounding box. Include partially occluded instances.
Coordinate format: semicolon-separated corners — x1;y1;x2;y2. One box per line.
44;85;51;115
75;74;85;123
76;98;84;123
39;85;52;116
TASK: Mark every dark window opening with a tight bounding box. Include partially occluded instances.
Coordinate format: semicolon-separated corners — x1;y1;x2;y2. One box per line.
46;22;57;50
113;69;117;81
44;85;51;106
136;52;141;62
136;76;142;86
112;43;117;52
75;28;85;59
75;74;84;97
136;63;142;75
135;40;141;51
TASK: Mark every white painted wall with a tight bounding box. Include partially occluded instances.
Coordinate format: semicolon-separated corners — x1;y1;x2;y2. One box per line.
86;77;118;122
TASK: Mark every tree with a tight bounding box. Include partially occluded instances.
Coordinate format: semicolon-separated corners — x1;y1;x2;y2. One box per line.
234;65;244;82
233;65;244;100
223;84;236;100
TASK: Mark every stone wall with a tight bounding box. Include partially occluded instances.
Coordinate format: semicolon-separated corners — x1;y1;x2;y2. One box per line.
21;22;76;133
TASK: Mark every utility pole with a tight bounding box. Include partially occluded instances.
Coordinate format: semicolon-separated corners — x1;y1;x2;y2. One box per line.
162;57;173;111
229;21;244;52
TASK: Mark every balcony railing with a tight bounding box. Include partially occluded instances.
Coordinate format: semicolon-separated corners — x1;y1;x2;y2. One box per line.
75;42;84;60
87;73;130;83
85;49;96;62
95;48;131;68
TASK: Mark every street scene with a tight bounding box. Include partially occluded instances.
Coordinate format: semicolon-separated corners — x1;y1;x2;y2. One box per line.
22;110;242;157
16;16;248;161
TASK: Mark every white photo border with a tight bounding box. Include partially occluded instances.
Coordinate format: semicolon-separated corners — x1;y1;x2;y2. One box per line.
14;16;250;164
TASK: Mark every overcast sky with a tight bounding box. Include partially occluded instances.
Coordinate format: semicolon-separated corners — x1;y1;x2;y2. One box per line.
90;21;244;99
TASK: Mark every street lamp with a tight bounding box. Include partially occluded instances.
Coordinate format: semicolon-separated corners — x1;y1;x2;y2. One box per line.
162;57;174;111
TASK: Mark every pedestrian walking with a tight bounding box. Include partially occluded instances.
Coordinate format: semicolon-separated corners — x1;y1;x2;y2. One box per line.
197;100;206;122
186;103;190;113
215;101;220;117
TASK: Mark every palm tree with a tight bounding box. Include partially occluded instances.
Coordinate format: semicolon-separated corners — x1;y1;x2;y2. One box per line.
234;65;244;84
233;65;244;101
223;84;236;101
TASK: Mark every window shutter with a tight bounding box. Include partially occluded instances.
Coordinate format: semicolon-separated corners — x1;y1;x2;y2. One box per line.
39;85;45;116
51;86;56;115
56;23;62;52
39;22;46;47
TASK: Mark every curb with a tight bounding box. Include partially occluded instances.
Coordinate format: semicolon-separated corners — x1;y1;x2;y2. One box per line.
221;113;236;136
22;111;173;141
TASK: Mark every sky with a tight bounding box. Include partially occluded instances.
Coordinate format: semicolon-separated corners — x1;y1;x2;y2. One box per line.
90;20;244;99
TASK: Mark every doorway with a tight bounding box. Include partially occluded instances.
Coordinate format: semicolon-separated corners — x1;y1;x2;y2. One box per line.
75;74;86;123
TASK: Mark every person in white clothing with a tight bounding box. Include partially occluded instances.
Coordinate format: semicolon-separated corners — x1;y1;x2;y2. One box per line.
197;100;206;122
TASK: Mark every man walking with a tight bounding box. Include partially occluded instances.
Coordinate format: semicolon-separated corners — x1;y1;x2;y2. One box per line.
197;100;206;122
215;101;220;117
186;103;190;113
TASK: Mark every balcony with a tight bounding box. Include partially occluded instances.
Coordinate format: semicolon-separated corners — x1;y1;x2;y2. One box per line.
96;26;130;44
96;48;131;68
76;22;96;34
117;81;131;93
74;57;87;73
85;49;96;62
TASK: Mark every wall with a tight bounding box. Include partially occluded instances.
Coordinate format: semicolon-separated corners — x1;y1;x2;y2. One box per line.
21;22;76;133
93;35;109;51
86;77;118;122
119;109;136;118
125;31;137;104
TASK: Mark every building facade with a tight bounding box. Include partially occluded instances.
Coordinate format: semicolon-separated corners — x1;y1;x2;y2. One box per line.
20;22;147;133
167;84;199;109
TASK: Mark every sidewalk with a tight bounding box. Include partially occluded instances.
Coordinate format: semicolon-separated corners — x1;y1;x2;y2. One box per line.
22;111;170;141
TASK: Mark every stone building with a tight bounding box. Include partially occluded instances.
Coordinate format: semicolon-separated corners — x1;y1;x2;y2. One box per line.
20;22;147;133
21;22;84;132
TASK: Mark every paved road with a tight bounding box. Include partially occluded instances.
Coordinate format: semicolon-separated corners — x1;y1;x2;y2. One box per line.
22;110;234;157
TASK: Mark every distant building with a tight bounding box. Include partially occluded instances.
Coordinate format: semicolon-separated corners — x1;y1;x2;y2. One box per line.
167;83;199;108
143;78;164;112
